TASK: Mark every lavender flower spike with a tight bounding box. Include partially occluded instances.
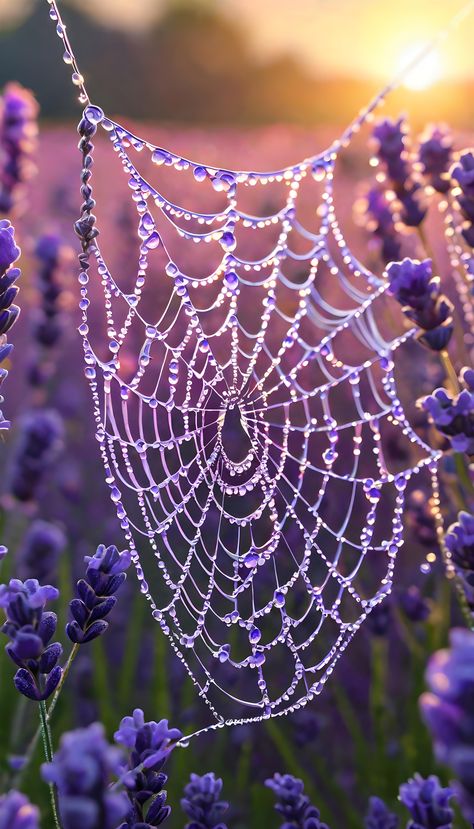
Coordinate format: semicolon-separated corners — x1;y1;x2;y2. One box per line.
372;117;426;227
0;789;40;828
0;219;21;431
451;151;474;247
417;125;453;194
67;544;131;644
420;367;474;455
17;520;66;584
421;628;474;822
365;796;398;829
42;722;129;829
0;578;62;701
266;773;330;828
386;258;453;351
445;511;474;609
0;83;38;214
181;772;229;829
115;708;181;828
399;774;454;829
9;410;64;501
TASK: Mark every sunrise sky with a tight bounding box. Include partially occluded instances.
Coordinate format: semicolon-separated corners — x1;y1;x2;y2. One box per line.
2;0;474;87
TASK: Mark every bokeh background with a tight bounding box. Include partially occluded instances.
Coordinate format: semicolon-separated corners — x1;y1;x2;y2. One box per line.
0;0;474;126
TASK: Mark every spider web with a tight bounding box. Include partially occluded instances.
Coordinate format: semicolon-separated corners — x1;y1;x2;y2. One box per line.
76;105;441;726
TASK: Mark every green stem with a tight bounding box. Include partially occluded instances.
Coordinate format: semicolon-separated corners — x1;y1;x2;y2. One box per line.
440;349;460;394
47;643;79;720
14;643;80;786
38;700;62;829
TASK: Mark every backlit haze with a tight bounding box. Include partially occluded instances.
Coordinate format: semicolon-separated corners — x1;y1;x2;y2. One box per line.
1;0;473;85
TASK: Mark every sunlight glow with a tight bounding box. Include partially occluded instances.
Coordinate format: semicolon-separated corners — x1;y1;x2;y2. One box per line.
398;42;444;91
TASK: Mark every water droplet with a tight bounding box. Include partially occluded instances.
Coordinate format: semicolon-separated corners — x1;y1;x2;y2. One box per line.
249;626;261;644
224;270;239;290
274;590;285;607
166;262;178;277
152;149;170;166
145;231;160;250
220;231;236;252
84;105;104;125
193;165;207;182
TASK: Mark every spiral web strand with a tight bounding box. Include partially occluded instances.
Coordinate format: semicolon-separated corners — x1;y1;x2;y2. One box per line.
44;0;474;734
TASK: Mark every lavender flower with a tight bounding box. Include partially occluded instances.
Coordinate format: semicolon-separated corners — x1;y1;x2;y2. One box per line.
406;490;438;549
359;186;401;264
372;117;426;227
0;578;62;700
420;367;474;455
417;125;453;194
398;586;431;623
114;708;181;827
66;544;131;644
421;629;474;821
445;512;474;609
9;409;64;501
30;234;67;367
399;774;454;829
181;772;229;829
372;118;408;185
0;789;40;828
387;259;453;351
365;796;398;829
265;773;329;829
451;151;474;246
367;599;391;636
42;722;129;829
16;520;66;583
0;83;38;214
0;219;21;430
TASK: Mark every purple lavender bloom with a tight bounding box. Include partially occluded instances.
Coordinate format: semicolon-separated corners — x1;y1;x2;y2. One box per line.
421;629;474;821
367;599;391;636
0;789;40;828
0;83;38;214
9;409;64;501
398;586;431;623
0;578;62;701
365;796;398;829
372;117;426;227
445;511;474;609
67;544;131;644
372;118;409;185
387;259;453;351
115;708;181;827
406;490;438;549
181;772;229;829
399;774;454;829
265;773;329;829
0;219;20;275
361;186;402;264
417;125;453;194
31;234;65;354
291;708;321;748
0;220;21;430
42;722;129;829
451;151;474;246
16;520;66;584
420;367;474;455
397;183;427;228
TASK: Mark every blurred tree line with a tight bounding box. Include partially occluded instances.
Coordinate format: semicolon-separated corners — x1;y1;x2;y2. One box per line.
0;0;473;125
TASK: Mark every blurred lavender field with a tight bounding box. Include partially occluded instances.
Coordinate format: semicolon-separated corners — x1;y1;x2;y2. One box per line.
0;95;473;829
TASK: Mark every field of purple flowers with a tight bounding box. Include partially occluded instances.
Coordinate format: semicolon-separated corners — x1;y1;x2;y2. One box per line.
0;81;473;829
